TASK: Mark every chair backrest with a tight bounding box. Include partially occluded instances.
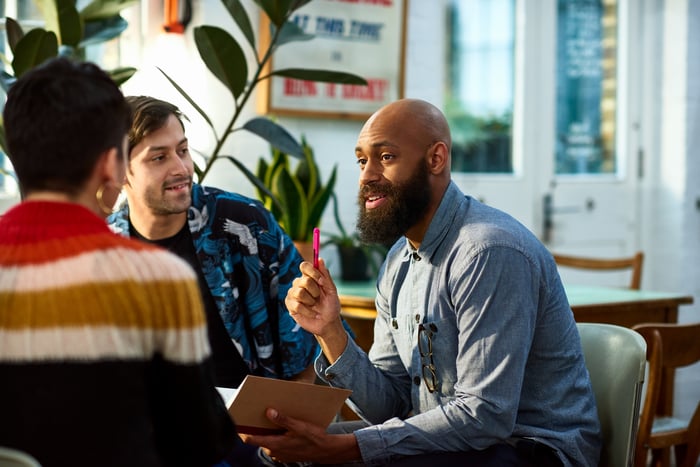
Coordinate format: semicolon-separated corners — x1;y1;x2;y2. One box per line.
577;323;647;467
632;322;700;467
0;447;41;467
552;251;644;289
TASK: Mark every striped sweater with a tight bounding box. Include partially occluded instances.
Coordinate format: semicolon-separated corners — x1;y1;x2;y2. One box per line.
0;201;236;467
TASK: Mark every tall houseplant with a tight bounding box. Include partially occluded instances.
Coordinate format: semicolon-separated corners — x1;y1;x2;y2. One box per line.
157;0;367;193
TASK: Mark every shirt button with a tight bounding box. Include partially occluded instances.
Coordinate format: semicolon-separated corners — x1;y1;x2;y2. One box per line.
326;373;335;380
392;319;398;329
415;314;420;323
413;376;421;386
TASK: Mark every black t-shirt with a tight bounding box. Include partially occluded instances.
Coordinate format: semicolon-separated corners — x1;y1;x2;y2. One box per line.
130;222;249;388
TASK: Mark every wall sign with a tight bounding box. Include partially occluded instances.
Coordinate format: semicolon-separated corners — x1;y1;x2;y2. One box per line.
258;0;407;120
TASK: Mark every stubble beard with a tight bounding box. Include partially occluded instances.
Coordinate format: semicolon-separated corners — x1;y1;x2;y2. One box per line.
356;162;431;246
145;177;193;216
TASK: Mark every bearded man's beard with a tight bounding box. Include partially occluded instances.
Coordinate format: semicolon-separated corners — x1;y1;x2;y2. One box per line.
356;161;431;246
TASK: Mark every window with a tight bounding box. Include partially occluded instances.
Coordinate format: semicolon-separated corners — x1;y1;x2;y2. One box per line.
446;0;618;176
445;0;515;173
556;0;618;175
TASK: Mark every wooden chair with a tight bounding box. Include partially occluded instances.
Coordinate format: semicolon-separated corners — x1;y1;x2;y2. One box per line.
632;322;700;467
552;251;644;290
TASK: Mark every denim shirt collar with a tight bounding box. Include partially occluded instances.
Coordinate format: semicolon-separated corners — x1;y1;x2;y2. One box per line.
399;181;467;264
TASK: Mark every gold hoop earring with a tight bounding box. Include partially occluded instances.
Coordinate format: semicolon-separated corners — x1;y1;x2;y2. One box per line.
96;183;112;216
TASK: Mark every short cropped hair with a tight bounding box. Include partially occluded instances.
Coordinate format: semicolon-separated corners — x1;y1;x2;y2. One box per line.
126;95;187;156
3;57;131;197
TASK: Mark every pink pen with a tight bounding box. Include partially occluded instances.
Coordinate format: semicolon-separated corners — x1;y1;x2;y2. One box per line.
312;227;320;268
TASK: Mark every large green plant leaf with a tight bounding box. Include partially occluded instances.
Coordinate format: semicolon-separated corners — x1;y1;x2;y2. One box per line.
274;21;314;47
272;164;308;240
157;67;217;137
82;16;128;47
12;29;59;77
109;66;137;86
254;158;272;204
242;118;303;158
222;0;256;50
223;155;279;208
5;18;24;53
269;68;367;85
195;25;248;98
291;0;314;12
57;0;83;47
81;0;139;21
34;0;81;46
295;138;318;200
254;0;293;29
308;165;337;232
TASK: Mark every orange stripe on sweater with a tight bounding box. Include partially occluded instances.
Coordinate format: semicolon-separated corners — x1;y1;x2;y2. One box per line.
0;278;206;330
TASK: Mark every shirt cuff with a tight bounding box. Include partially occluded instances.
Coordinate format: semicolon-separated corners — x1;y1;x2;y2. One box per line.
314;333;363;386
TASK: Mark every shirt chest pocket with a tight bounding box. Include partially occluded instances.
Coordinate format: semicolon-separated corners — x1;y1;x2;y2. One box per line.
389;315;459;397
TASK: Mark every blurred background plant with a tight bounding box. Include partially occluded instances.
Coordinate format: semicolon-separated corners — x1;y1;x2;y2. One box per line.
0;0;138;179
255;135;336;243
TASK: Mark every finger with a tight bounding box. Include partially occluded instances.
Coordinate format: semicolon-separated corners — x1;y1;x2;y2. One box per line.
287;302;319;321
299;260;323;280
287;281;319;305
284;288;321;314
265;408;324;437
316;258;339;297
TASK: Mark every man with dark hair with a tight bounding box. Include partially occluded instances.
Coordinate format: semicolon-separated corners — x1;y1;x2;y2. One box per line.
1;58;237;467
108;96;318;389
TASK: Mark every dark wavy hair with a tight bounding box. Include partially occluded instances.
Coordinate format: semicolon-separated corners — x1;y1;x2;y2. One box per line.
126;95;187;156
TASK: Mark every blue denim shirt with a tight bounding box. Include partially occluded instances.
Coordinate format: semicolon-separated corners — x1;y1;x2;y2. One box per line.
316;182;601;466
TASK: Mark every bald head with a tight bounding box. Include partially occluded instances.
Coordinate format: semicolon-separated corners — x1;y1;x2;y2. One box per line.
357;98;452;186
365;98;452;153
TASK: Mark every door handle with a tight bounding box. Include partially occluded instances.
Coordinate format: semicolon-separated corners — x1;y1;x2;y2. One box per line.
542;193;594;243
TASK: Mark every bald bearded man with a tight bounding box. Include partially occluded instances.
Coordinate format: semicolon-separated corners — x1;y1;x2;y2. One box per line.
243;99;602;467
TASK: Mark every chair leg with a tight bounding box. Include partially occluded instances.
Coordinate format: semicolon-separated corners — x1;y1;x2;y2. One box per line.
674;444;687;467
650;448;671;467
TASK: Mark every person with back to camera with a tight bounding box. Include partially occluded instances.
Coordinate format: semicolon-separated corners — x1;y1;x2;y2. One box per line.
241;98;602;467
0;57;237;466
107;95;323;467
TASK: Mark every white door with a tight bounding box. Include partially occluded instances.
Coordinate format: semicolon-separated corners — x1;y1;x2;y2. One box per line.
446;0;642;287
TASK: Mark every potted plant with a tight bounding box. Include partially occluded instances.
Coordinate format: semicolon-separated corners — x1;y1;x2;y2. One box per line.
324;193;387;282
254;135;335;260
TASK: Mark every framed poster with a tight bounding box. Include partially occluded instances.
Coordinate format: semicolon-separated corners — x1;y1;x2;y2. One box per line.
257;0;407;120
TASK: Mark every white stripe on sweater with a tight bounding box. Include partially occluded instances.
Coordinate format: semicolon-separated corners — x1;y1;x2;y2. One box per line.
0;247;196;293
0;325;211;364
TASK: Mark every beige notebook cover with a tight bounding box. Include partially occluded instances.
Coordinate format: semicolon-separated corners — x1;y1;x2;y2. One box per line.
218;375;352;435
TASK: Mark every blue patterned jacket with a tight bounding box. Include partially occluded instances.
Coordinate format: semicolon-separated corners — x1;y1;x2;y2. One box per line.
109;184;318;379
